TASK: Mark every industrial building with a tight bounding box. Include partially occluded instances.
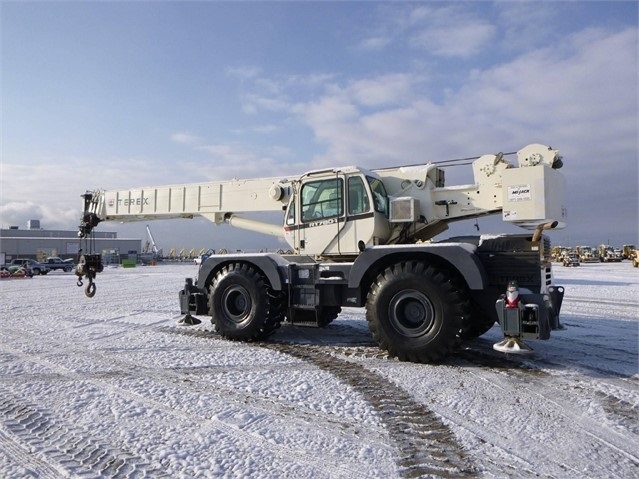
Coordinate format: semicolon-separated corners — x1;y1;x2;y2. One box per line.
0;220;141;265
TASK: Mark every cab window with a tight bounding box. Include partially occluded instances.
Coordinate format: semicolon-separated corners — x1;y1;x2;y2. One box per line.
285;198;296;225
347;176;371;215
366;176;389;217
301;178;343;221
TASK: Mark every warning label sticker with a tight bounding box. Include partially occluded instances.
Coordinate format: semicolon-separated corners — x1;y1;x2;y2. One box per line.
507;184;532;201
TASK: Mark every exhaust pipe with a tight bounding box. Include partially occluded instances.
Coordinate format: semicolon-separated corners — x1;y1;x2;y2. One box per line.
532;221;559;243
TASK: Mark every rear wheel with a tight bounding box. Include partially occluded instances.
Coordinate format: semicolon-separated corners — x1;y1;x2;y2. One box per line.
209;263;284;341
366;261;465;363
460;310;495;339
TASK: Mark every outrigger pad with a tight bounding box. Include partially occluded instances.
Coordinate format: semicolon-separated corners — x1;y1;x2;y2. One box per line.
493;337;534;355
177;314;202;326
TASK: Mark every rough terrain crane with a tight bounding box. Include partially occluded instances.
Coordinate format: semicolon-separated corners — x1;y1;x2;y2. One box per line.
76;143;567;362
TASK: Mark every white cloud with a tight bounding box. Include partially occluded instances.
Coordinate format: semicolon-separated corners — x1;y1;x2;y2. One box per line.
291;25;636;165
170;132;201;145
242;93;290;113
192;143;303;181
289;24;636;243
283;73;336;90
348;74;419;107
0;201;77;230
357;36;391;51
495;2;559;52
225;66;261;81
456;27;637;150
0;155;213;232
365;4;497;58
252;124;279;134
409;21;496;58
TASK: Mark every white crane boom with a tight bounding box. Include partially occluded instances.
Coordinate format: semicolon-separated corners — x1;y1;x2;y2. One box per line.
79;144;566;257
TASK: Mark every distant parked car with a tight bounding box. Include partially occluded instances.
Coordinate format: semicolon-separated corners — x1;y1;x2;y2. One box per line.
9;258;50;275
45;257;75;272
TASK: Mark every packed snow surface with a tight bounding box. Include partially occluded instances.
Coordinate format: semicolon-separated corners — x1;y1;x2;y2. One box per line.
1;262;637;478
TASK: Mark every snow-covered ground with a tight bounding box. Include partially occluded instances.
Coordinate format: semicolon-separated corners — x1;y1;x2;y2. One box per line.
1;262;637;478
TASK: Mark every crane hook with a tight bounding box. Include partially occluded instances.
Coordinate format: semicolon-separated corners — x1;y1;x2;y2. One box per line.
74;253;103;298
85;278;96;298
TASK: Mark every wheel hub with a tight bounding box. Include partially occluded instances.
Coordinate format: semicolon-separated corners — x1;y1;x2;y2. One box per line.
388;290;435;337
222;286;252;323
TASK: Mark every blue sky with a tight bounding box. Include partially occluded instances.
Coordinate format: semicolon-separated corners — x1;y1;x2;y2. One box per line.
1;1;637;252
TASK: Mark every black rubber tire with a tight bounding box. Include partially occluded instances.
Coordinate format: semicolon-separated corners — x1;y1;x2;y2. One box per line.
209;263;284;341
263;289;287;337
64;266;72;273
366;261;465;363
33;268;41;275
460;307;495;340
318;306;341;327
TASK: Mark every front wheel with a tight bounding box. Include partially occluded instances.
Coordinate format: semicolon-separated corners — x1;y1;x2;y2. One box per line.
209;263;284;341
366;262;465;363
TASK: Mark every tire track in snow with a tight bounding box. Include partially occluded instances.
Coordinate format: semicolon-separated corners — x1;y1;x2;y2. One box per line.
161;317;548;477
107;310;639;473
262;342;478;479
0;387;168;479
281;342;577;477
260;337;638;478
453;347;639;451
542;334;638;378
459;330;638;388
564;295;639;308
448;354;639;474
0;427;62;479
1;329;391;479
595;391;639;436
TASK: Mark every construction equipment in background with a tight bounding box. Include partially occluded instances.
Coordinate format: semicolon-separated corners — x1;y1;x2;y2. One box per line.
598;244;623;262
577;245;599;263
622;245;636;260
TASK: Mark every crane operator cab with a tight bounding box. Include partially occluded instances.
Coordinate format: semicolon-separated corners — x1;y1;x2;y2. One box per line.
282;168;392;257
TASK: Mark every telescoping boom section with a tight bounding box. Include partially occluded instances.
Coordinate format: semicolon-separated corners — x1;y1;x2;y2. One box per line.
76;143;567;363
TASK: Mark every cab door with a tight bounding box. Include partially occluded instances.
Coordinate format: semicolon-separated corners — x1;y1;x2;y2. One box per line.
297;176;346;256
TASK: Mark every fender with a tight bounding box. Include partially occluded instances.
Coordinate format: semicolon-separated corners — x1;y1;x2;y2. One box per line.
197;253;289;291
348;243;489;290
